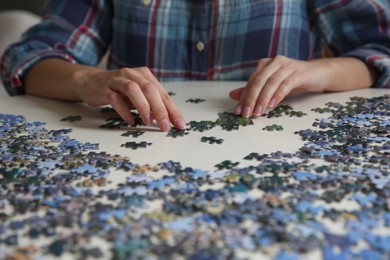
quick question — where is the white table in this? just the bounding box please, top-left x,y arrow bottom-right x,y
0,82 -> 389,259
1,82 -> 387,170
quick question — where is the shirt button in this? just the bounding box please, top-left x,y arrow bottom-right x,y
196,41 -> 205,52
143,0 -> 151,6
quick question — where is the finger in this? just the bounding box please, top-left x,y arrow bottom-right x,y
270,71 -> 307,105
161,90 -> 186,130
121,68 -> 176,131
140,81 -> 172,131
238,57 -> 284,117
234,59 -> 271,116
135,68 -> 186,130
123,96 -> 136,110
105,88 -> 135,126
253,66 -> 295,117
108,77 -> 154,126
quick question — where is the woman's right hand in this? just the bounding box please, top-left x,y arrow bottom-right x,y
25,59 -> 186,132
73,66 -> 186,132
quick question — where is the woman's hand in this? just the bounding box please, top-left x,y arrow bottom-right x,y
229,55 -> 377,118
73,66 -> 186,132
25,59 -> 186,132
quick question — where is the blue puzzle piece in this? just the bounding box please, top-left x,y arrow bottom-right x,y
72,163 -> 98,174
292,171 -> 318,181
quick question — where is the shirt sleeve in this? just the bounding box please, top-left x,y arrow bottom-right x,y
311,0 -> 390,88
0,0 -> 113,95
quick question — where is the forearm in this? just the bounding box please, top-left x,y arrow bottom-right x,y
318,57 -> 378,92
24,58 -> 101,101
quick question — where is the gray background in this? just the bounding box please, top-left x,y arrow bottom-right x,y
0,1 -> 46,15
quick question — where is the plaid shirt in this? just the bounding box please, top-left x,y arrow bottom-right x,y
1,0 -> 389,95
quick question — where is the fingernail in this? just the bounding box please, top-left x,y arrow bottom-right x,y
160,119 -> 171,132
253,105 -> 263,117
234,104 -> 242,115
242,106 -> 251,118
175,118 -> 186,129
269,98 -> 276,108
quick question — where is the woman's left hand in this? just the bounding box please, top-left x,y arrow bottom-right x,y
229,55 -> 376,118
229,55 -> 329,118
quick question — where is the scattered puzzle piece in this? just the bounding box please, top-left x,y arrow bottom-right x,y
311,107 -> 332,113
166,128 -> 189,138
215,160 -> 240,170
263,104 -> 307,118
186,98 -> 206,104
0,94 -> 389,259
216,112 -> 253,131
100,107 -> 116,113
200,136 -> 224,144
120,141 -> 152,149
121,130 -> 145,138
99,117 -> 128,129
263,124 -> 283,131
60,115 -> 82,122
99,110 -> 143,128
188,121 -> 216,132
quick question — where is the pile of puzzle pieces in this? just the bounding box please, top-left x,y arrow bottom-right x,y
0,94 -> 389,259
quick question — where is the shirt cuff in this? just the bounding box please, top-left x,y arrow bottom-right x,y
1,49 -> 76,96
343,48 -> 390,89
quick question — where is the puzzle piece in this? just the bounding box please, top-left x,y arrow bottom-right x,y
200,136 -> 224,144
311,107 -> 332,114
100,107 -> 116,113
60,115 -> 82,122
72,163 -> 99,174
263,104 -> 307,118
243,152 -> 268,161
120,141 -> 152,149
216,112 -> 253,131
121,130 -> 145,138
215,160 -> 240,170
166,128 -> 189,138
99,117 -> 128,129
292,171 -> 318,181
262,124 -> 283,131
100,111 -> 143,128
188,121 -> 216,132
186,98 -> 206,104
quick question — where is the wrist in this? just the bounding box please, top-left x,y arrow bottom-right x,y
320,57 -> 376,91
71,65 -> 104,100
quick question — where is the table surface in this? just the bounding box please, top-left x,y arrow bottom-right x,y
0,82 -> 389,259
0,82 -> 387,170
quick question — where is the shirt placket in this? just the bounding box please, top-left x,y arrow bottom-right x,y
191,1 -> 213,79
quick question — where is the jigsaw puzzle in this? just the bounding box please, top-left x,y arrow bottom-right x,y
0,94 -> 389,259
